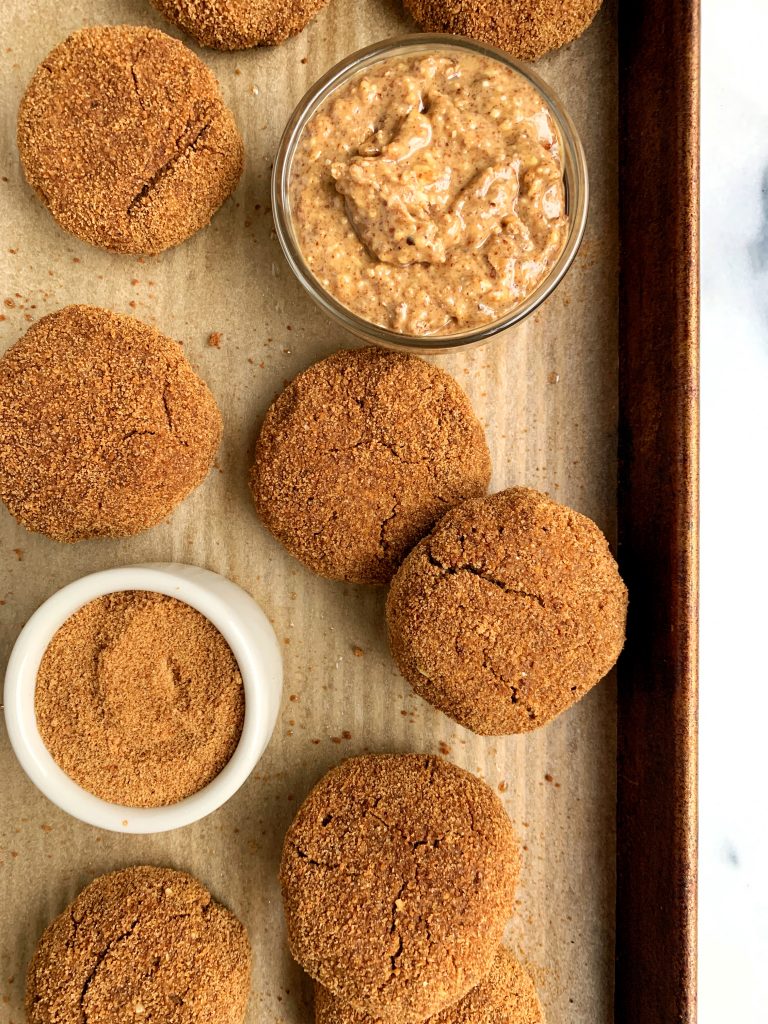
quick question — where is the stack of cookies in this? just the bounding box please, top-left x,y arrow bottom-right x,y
280,754 -> 545,1024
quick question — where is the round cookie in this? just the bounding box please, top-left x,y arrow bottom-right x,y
17,25 -> 243,254
151,0 -> 331,49
0,305 -> 222,542
402,0 -> 603,61
249,348 -> 491,585
386,487 -> 627,734
26,865 -> 251,1024
280,754 -> 520,1023
315,947 -> 545,1024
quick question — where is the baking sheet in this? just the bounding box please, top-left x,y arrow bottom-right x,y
616,3 -> 699,1021
0,1 -> 619,1020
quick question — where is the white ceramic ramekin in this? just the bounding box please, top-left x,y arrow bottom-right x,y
3,563 -> 283,834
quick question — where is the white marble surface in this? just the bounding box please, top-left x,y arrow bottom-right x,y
699,1 -> 768,1019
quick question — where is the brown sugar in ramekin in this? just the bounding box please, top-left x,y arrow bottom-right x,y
34,591 -> 245,808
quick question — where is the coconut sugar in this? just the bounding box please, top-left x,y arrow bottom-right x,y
34,591 -> 245,807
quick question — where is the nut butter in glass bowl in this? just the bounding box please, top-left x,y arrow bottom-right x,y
272,34 -> 588,354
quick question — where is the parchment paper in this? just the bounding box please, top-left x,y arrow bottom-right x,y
0,1 -> 618,1020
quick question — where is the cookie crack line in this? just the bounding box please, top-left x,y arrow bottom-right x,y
481,651 -> 520,706
479,622 -> 544,720
79,915 -> 141,1020
66,908 -> 82,951
129,36 -> 151,114
162,382 -> 185,443
162,386 -> 173,431
388,879 -> 408,975
130,62 -> 144,111
378,499 -> 399,555
293,845 -> 368,880
367,804 -> 453,850
310,508 -> 339,540
479,649 -> 537,716
295,846 -> 336,869
324,435 -> 451,471
426,549 -> 545,606
126,115 -> 215,217
121,429 -> 156,443
419,654 -> 540,722
380,850 -> 445,996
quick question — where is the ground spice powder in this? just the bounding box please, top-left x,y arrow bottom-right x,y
34,591 -> 245,808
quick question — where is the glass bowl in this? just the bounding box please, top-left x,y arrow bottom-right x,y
271,33 -> 589,354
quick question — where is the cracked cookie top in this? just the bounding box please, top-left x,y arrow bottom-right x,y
386,487 -> 628,734
279,754 -> 520,1022
150,0 -> 331,49
17,25 -> 243,254
249,347 -> 491,585
25,865 -> 251,1024
314,946 -> 545,1024
0,305 -> 222,541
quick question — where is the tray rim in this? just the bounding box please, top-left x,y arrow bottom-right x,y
616,2 -> 700,1021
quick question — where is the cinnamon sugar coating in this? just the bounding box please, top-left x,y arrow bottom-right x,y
17,25 -> 243,254
403,0 -> 602,61
0,305 -> 222,542
249,348 -> 490,585
280,754 -> 520,1023
315,947 -> 545,1024
26,866 -> 251,1024
151,0 -> 331,49
386,488 -> 627,734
